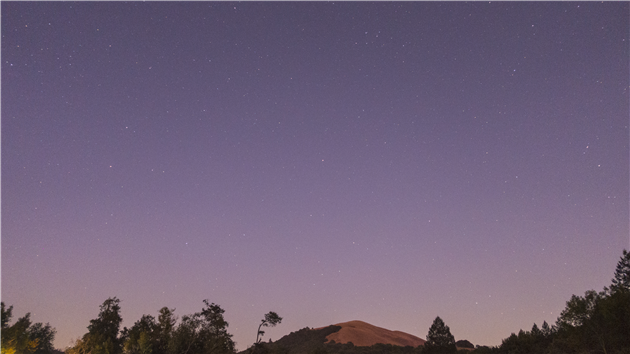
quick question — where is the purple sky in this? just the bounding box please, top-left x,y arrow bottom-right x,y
2,2 -> 628,351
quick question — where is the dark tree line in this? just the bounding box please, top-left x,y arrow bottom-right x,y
4,250 -> 628,354
1,303 -> 57,354
66,298 -> 280,354
472,249 -> 630,354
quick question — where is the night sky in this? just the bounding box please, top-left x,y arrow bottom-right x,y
2,1 -> 628,351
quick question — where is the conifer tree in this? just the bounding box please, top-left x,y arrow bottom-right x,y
610,249 -> 630,293
423,317 -> 456,354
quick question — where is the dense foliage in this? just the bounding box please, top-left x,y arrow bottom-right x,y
470,249 -> 630,354
247,325 -> 338,354
454,341 -> 473,350
66,299 -> 240,354
1,303 -> 57,354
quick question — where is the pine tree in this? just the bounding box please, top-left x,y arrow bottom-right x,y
610,249 -> 630,293
422,317 -> 456,354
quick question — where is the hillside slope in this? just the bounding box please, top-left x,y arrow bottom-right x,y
322,321 -> 425,347
244,320 -> 429,354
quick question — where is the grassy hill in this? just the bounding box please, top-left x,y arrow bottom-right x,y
240,321 -> 426,354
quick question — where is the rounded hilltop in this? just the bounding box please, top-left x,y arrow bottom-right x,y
317,320 -> 426,347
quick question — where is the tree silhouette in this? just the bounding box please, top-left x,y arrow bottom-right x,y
455,340 -> 474,349
169,300 -> 234,354
251,312 -> 282,354
255,312 -> 282,345
610,249 -> 630,293
122,315 -> 157,354
423,317 -> 456,354
85,297 -> 124,354
1,303 -> 56,354
155,307 -> 176,354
